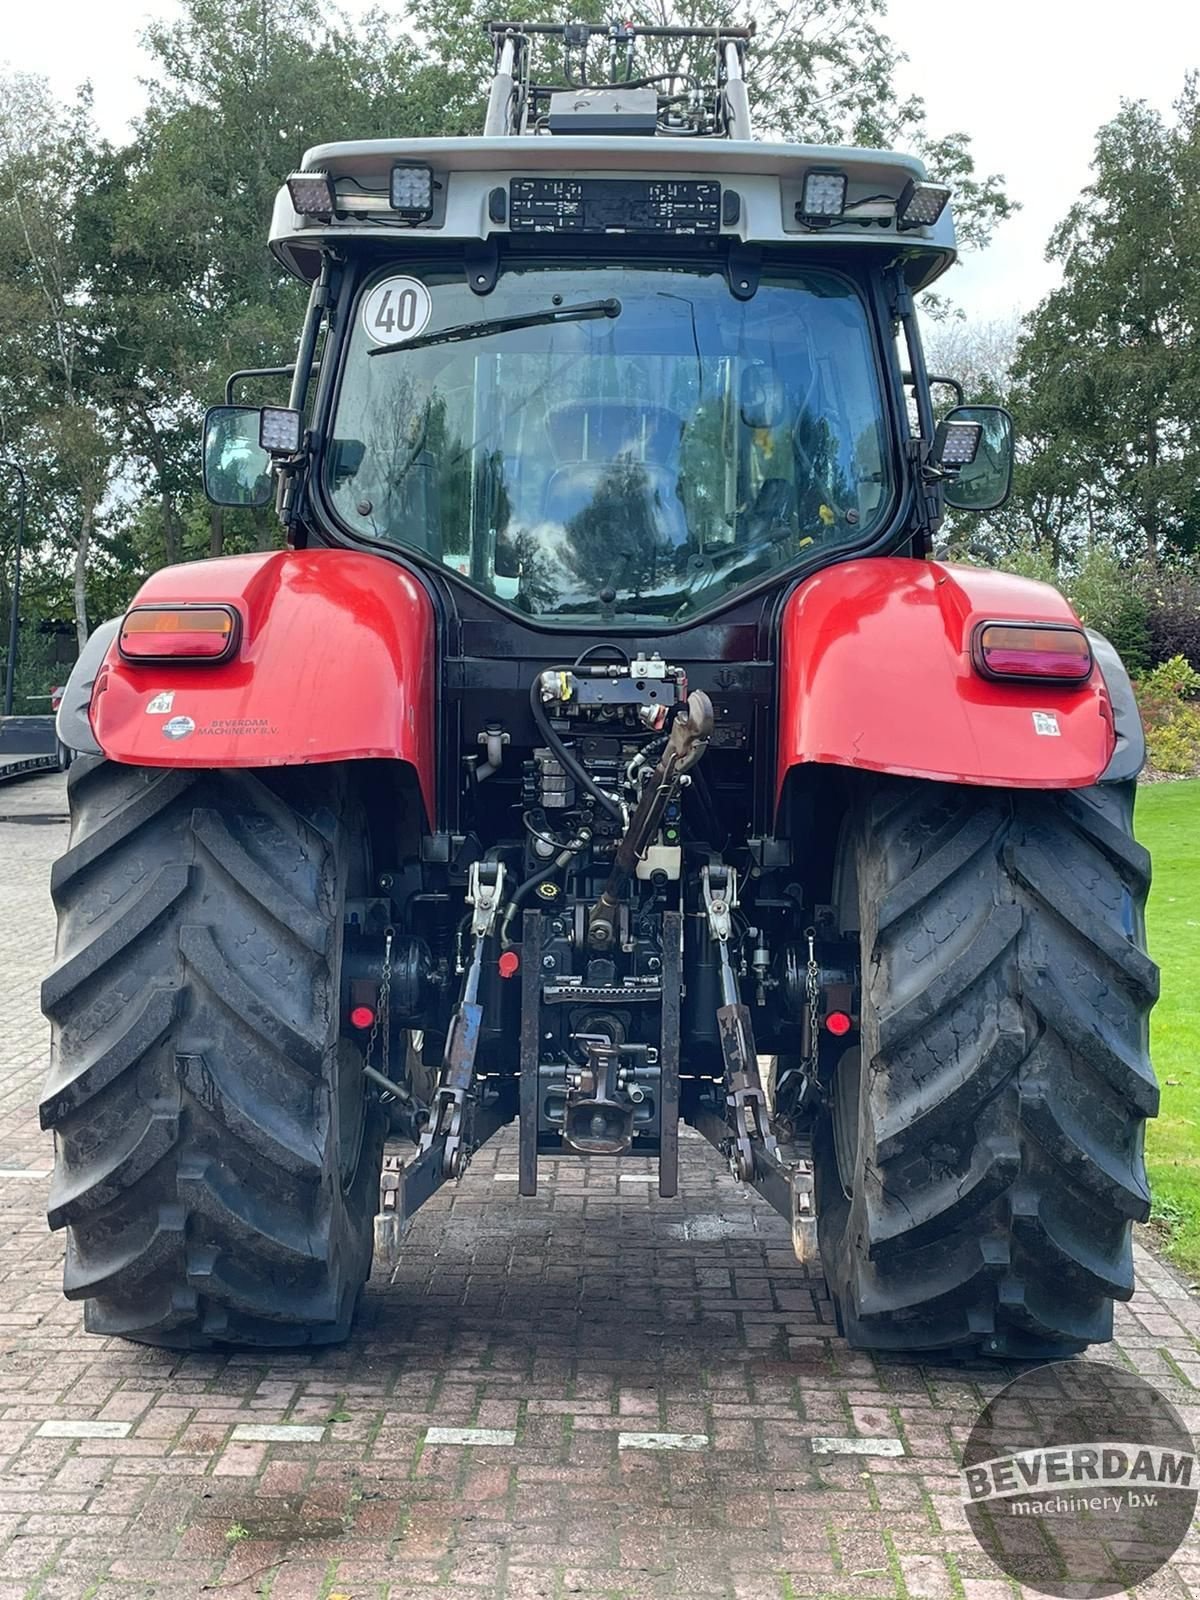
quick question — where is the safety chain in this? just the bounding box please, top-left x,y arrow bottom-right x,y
363,928 -> 395,1102
803,926 -> 821,1094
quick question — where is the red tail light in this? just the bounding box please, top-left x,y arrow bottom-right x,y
825,1010 -> 853,1037
119,606 -> 238,662
973,622 -> 1092,683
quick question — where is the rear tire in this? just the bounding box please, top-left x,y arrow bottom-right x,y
40,758 -> 386,1349
815,777 -> 1158,1359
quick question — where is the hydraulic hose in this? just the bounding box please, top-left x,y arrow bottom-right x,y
587,689 -> 714,948
528,675 -> 623,824
500,829 -> 590,946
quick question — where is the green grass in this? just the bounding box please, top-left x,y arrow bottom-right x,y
1137,779 -> 1200,1275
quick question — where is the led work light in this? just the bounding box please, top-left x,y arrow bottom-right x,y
390,164 -> 435,221
285,170 -> 337,219
896,179 -> 951,231
259,407 -> 303,455
934,419 -> 982,469
798,168 -> 847,223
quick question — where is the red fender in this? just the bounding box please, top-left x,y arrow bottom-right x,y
775,557 -> 1117,801
90,549 -> 436,821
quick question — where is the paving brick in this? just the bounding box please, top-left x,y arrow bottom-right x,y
1,771 -> 1198,1600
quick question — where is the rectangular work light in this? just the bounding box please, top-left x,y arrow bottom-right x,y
286,170 -> 337,219
972,623 -> 1093,684
259,406 -> 303,455
896,179 -> 951,231
390,163 -> 434,221
934,418 -> 982,469
798,168 -> 847,223
119,606 -> 238,663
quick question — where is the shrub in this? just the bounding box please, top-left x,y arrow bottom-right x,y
1145,709 -> 1200,774
982,536 -> 1060,587
1134,655 -> 1200,775
1066,545 -> 1150,675
1142,654 -> 1200,698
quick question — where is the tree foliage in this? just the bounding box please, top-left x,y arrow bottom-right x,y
923,79 -> 1200,677
1011,78 -> 1200,563
0,0 -> 1009,704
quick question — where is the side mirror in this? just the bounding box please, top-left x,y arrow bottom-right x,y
934,404 -> 1014,512
202,406 -> 274,508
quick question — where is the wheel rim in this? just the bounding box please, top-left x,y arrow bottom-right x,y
831,1046 -> 861,1200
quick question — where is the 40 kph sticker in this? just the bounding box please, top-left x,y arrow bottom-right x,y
361,276 -> 432,345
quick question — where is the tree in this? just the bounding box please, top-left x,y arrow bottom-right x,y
0,72 -> 113,649
1011,78 -> 1200,565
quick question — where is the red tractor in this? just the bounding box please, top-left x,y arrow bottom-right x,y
43,21 -> 1157,1356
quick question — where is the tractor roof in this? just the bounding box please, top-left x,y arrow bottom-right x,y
269,135 -> 957,291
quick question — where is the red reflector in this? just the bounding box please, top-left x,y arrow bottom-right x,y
825,1011 -> 853,1037
349,1005 -> 375,1030
498,950 -> 520,979
975,623 -> 1091,683
119,606 -> 237,662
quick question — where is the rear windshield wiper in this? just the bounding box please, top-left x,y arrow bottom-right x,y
369,297 -> 621,357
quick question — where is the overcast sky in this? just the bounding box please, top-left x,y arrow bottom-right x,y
3,0 -> 1197,323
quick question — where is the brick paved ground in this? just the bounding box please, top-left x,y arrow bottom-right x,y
1,771 -> 1198,1600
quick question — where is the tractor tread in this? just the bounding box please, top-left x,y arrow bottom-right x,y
41,757 -> 383,1350
818,777 -> 1157,1359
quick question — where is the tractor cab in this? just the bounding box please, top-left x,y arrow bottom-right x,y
204,19 -> 1013,628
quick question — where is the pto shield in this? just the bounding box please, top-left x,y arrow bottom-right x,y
776,557 -> 1118,798
88,549 -> 436,820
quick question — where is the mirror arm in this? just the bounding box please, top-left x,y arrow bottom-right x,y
889,268 -> 941,551
225,365 -> 297,406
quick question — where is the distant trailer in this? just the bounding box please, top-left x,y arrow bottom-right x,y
0,715 -> 60,784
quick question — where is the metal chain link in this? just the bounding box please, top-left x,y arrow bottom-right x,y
364,929 -> 394,1100
801,925 -> 821,1102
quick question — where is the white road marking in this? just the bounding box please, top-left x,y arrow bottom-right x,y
618,1432 -> 709,1451
492,1173 -> 520,1181
617,1173 -> 657,1182
425,1426 -> 517,1446
810,1436 -> 905,1457
0,1168 -> 52,1179
37,1420 -> 131,1439
230,1423 -> 325,1443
